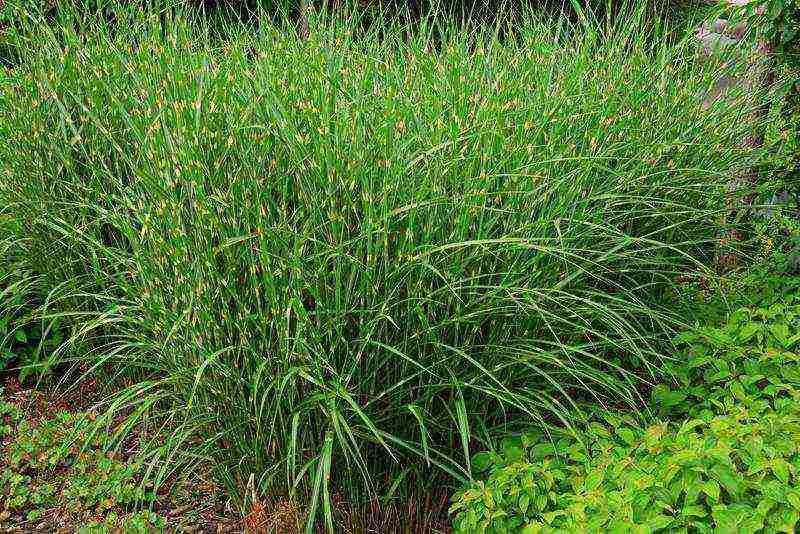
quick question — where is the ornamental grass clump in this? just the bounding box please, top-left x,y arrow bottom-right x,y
0,5 -> 760,526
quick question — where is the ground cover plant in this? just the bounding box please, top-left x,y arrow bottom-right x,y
0,375 -> 238,532
0,1 -> 778,529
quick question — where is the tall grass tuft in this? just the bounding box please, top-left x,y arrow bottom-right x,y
0,4 -> 759,526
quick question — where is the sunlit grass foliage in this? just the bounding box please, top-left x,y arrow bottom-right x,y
0,4 -> 758,527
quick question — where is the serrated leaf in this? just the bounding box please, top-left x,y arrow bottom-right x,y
787,491 -> 800,511
587,422 -> 611,438
652,384 -> 687,410
530,442 -> 555,459
584,470 -> 604,492
471,452 -> 496,473
645,515 -> 674,531
683,504 -> 707,517
711,464 -> 740,497
772,459 -> 790,484
502,436 -> 525,462
678,419 -> 706,435
770,323 -> 790,346
522,429 -> 543,447
756,497 -> 776,517
730,380 -> 746,401
616,427 -> 637,446
703,480 -> 720,502
738,322 -> 760,342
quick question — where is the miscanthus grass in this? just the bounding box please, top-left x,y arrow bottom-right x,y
0,4 -> 759,528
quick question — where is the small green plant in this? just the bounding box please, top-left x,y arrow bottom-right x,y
77,510 -> 166,534
0,393 -> 22,437
1,255 -> 66,380
1,405 -> 151,529
0,313 -> 64,381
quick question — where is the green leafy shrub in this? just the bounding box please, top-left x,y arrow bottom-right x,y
451,284 -> 800,533
655,296 -> 800,417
